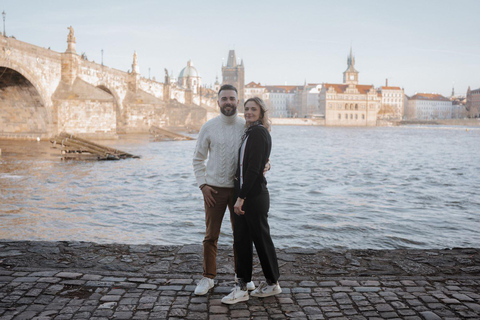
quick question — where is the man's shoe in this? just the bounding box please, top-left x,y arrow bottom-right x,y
250,281 -> 282,298
221,285 -> 249,304
235,274 -> 255,291
194,277 -> 214,295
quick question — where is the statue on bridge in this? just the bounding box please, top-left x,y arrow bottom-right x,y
67,26 -> 75,43
164,68 -> 170,84
66,26 -> 76,53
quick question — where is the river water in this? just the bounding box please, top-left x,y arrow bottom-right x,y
1,125 -> 479,249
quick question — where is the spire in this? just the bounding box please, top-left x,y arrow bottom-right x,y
132,51 -> 139,74
226,50 -> 237,68
347,46 -> 355,68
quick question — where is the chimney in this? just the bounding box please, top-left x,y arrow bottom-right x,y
385,78 -> 388,87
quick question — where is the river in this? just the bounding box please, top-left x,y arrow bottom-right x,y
1,125 -> 479,249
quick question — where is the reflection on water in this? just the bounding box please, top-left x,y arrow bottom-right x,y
1,126 -> 479,249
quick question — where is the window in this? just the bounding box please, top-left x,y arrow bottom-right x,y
362,114 -> 365,119
338,113 -> 341,119
355,114 -> 358,119
350,114 -> 353,119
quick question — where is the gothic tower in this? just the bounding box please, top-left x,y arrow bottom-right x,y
222,50 -> 245,111
343,47 -> 359,85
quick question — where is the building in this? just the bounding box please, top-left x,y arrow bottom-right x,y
264,86 -> 289,118
466,87 -> 480,118
406,93 -> 453,120
245,81 -> 266,100
377,82 -> 404,120
222,50 -> 245,110
177,60 -> 201,94
319,49 -> 380,126
294,83 -> 322,118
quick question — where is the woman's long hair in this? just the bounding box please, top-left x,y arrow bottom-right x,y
244,97 -> 271,132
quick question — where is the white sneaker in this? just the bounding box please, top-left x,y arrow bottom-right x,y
235,274 -> 255,291
221,285 -> 249,304
250,281 -> 282,298
194,277 -> 214,295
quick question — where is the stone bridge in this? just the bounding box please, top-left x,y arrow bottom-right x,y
0,27 -> 217,140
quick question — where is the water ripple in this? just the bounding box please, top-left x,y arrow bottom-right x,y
1,126 -> 480,249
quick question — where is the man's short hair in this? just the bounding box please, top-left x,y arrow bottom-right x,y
218,84 -> 238,96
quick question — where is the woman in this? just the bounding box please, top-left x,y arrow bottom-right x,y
221,97 -> 281,305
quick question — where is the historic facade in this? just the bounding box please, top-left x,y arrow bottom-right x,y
222,50 -> 245,109
319,49 -> 379,126
377,83 -> 404,120
406,93 -> 454,120
466,87 -> 480,118
177,60 -> 201,94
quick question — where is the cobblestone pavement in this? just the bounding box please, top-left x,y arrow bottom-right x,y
0,241 -> 479,319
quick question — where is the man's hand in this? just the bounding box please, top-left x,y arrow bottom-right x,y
263,159 -> 271,176
201,185 -> 218,208
234,197 -> 245,215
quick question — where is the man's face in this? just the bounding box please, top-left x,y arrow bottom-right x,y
217,90 -> 238,116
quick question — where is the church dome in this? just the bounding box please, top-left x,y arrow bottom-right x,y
178,60 -> 199,79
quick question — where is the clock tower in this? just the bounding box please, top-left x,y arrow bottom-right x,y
343,47 -> 359,85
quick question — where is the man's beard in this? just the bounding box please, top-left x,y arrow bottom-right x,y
220,104 -> 237,116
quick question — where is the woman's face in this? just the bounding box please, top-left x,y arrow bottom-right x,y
244,101 -> 262,124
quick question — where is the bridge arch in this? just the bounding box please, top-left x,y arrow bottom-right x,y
0,59 -> 53,137
96,83 -> 125,134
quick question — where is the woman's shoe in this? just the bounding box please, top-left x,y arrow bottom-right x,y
250,281 -> 282,297
221,285 -> 249,304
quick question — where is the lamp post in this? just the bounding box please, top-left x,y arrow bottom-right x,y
2,11 -> 5,37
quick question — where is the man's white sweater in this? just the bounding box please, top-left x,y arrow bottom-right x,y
193,112 -> 246,188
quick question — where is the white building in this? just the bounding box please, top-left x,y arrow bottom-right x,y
406,93 -> 453,120
265,86 -> 289,118
296,83 -> 322,117
245,81 -> 266,100
377,85 -> 404,120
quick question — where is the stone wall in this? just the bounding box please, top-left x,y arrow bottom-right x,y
0,67 -> 48,136
56,99 -> 116,135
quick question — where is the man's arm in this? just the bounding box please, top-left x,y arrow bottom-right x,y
192,126 -> 209,187
192,126 -> 217,207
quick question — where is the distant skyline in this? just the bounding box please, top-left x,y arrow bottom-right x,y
2,0 -> 479,97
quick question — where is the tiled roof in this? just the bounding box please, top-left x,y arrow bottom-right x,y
410,93 -> 450,101
324,83 -> 374,94
245,81 -> 264,88
263,85 -> 300,93
380,86 -> 402,90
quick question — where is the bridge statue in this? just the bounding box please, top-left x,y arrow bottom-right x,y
67,26 -> 75,43
164,68 -> 170,84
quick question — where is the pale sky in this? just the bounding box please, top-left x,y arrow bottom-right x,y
2,0 -> 480,97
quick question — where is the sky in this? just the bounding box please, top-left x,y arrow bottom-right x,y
2,0 -> 480,97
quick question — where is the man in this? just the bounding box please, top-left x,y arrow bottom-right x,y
192,84 -> 255,295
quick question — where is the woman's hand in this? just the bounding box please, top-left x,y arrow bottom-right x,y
234,197 -> 245,215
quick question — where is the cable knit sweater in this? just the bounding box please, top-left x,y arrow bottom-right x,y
193,112 -> 246,188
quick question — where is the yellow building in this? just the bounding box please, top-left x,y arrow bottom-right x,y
319,49 -> 379,126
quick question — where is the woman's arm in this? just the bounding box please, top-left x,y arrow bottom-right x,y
237,127 -> 267,199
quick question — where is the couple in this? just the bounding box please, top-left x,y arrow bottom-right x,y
192,84 -> 281,304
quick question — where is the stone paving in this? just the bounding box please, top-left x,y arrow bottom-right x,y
0,241 -> 479,319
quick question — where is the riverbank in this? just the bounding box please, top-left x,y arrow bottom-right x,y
1,241 -> 479,319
